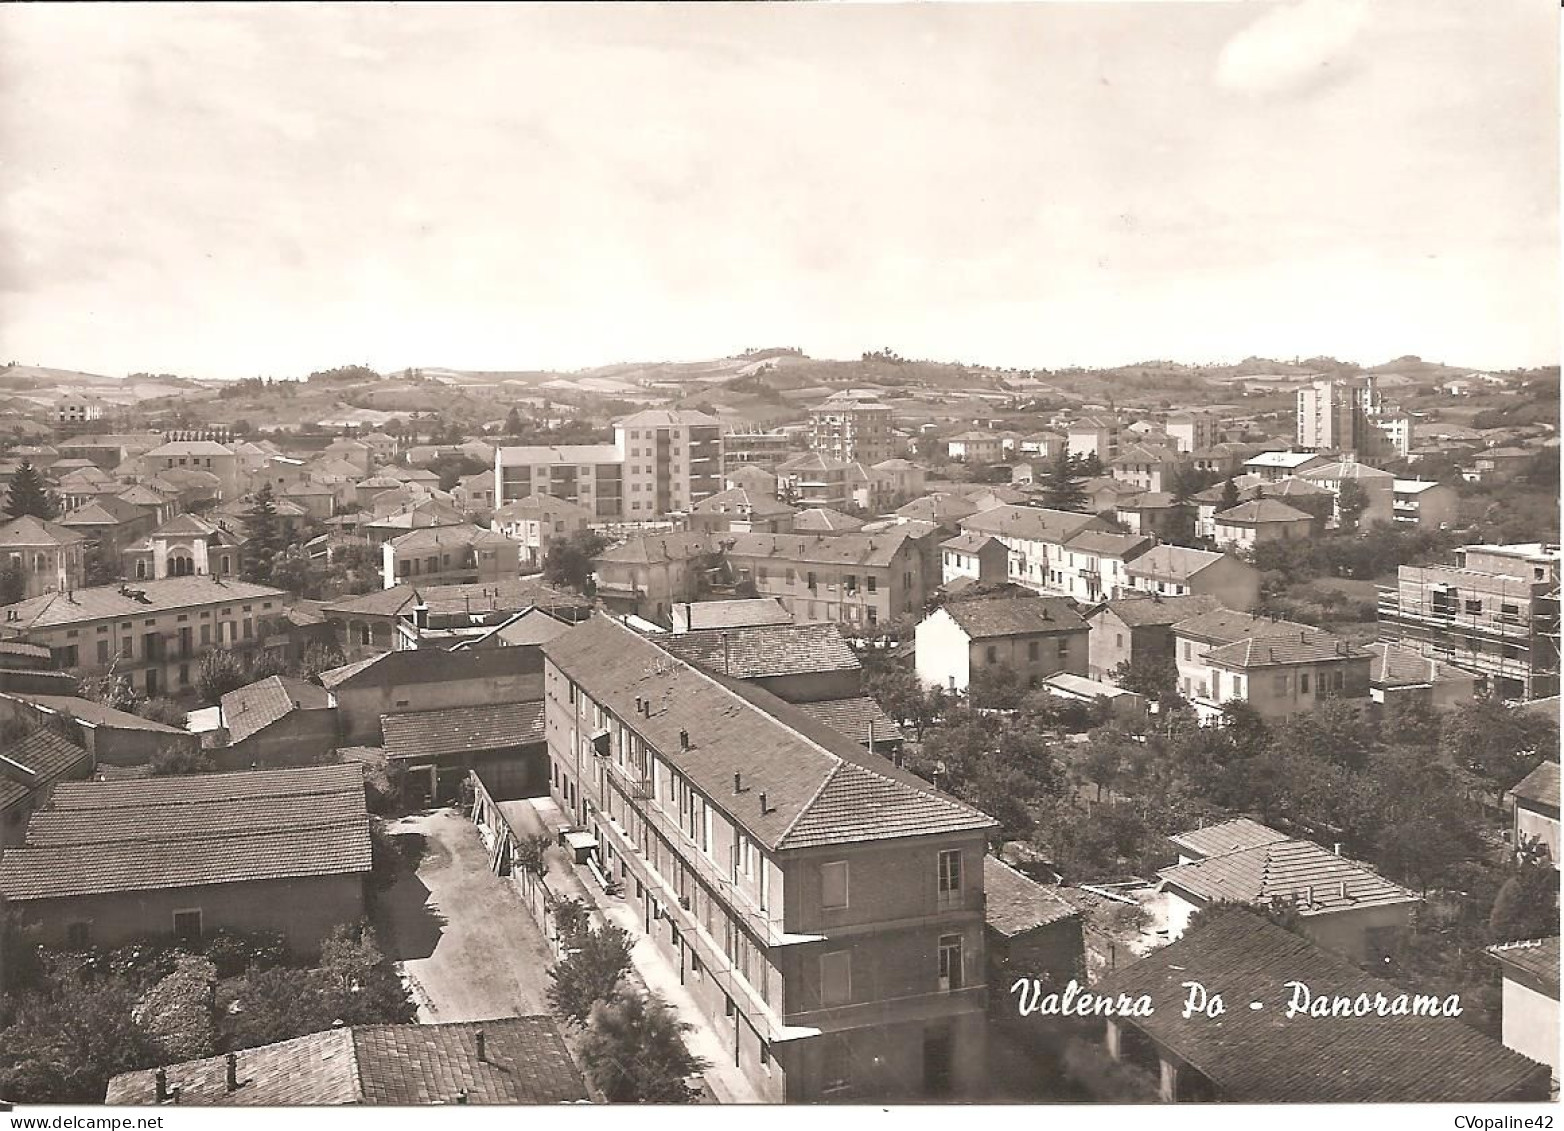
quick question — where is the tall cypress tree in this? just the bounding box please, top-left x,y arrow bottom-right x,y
242,484 -> 281,583
1220,476 -> 1240,511
4,459 -> 58,520
1040,449 -> 1087,512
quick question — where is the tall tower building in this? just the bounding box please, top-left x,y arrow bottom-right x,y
809,390 -> 896,465
1296,376 -> 1389,459
614,409 -> 725,516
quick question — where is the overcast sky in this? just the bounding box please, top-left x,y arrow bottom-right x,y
0,1 -> 1556,379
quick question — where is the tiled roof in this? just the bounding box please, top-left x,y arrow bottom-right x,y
1062,530 -> 1153,559
382,701 -> 546,761
983,856 -> 1079,937
961,504 -> 1105,545
939,532 -> 1002,554
615,408 -> 720,428
1090,910 -> 1548,1102
1511,760 -> 1559,809
496,443 -> 620,465
794,696 -> 905,747
0,728 -> 92,812
1301,461 -> 1396,482
1095,594 -> 1221,628
105,1016 -> 589,1105
1364,643 -> 1472,688
0,764 -> 369,900
1244,451 -> 1323,469
322,578 -> 587,620
1171,607 -> 1311,646
1486,937 -> 1561,996
58,496 -> 149,527
1392,479 -> 1449,495
145,440 -> 234,457
0,691 -> 191,733
0,515 -> 86,547
941,597 -> 1087,639
790,507 -> 865,533
1125,544 -> 1232,583
659,622 -> 859,678
596,532 -> 714,565
895,493 -> 980,523
689,486 -> 797,519
152,513 -> 221,537
1169,817 -> 1290,859
723,529 -> 914,568
543,617 -> 994,852
1158,838 -> 1417,916
479,608 -> 575,647
491,493 -> 594,521
1214,499 -> 1313,524
387,525 -> 514,552
1204,631 -> 1363,669
674,599 -> 792,631
221,675 -> 332,745
0,577 -> 286,630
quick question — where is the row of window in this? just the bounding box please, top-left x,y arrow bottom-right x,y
982,639 -> 1071,665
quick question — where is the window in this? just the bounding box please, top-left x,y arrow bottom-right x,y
1274,673 -> 1290,695
867,577 -> 877,593
1333,669 -> 1344,690
1464,599 -> 1483,616
172,909 -> 202,943
821,861 -> 849,909
1300,673 -> 1310,694
1028,640 -> 1039,662
1183,641 -> 1192,661
807,572 -> 817,591
1116,633 -> 1123,648
96,640 -> 109,664
66,922 -> 91,948
938,934 -> 964,991
820,951 -> 851,1006
985,645 -> 997,664
937,849 -> 962,907
1057,638 -> 1069,659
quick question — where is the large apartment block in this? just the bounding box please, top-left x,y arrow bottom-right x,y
493,410 -> 723,520
542,616 -> 996,1102
809,391 -> 896,465
1295,376 -> 1393,460
1378,543 -> 1561,701
725,529 -> 931,630
0,576 -> 290,698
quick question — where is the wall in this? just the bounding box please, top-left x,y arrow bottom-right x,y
11,873 -> 365,956
1501,976 -> 1560,1082
215,707 -> 340,772
1516,805 -> 1560,865
965,629 -> 1089,692
331,647 -> 546,743
915,608 -> 971,691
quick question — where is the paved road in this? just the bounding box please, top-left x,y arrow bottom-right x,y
372,808 -> 557,1024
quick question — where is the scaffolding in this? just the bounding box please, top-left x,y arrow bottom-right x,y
1377,566 -> 1560,700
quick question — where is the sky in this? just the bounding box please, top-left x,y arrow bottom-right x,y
0,1 -> 1556,379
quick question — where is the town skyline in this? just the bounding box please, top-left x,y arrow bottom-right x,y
1,1 -> 1556,379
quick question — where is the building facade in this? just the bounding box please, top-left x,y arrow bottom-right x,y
809,391 -> 896,466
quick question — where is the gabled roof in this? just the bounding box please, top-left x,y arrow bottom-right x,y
0,764 -> 370,901
221,675 -> 332,745
382,701 -> 546,761
1169,817 -> 1290,859
464,607 -> 575,648
0,691 -> 189,733
1089,910 -> 1548,1102
491,492 -> 594,522
1171,607 -> 1312,646
940,596 -> 1087,639
672,598 -> 792,632
1511,760 -> 1559,810
0,728 -> 92,812
896,493 -> 979,523
1093,594 -> 1221,628
723,529 -> 914,568
543,617 -> 994,853
58,496 -> 150,527
387,525 -> 514,552
1301,460 -> 1396,482
790,506 -> 864,532
1487,937 -> 1560,997
689,486 -> 796,519
496,443 -> 620,465
1364,642 -> 1474,689
939,531 -> 1003,554
659,622 -> 859,679
0,577 -> 286,630
615,408 -> 721,428
1124,544 -> 1233,583
0,515 -> 86,548
104,1016 -> 589,1106
1213,499 -> 1313,524
1204,631 -> 1363,669
794,696 -> 904,747
1159,837 -> 1416,915
596,532 -> 715,565
983,855 -> 1079,937
144,440 -> 234,458
152,513 -> 221,537
1062,530 -> 1154,559
1243,450 -> 1325,469
961,504 -> 1105,546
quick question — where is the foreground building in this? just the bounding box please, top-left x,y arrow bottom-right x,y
915,597 -> 1088,694
106,1016 -> 590,1105
0,764 -> 371,955
543,616 -> 997,1101
1090,910 -> 1549,1102
1486,937 -> 1560,1087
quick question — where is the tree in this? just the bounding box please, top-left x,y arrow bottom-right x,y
1108,655 -> 1179,704
1440,696 -> 1544,805
241,484 -> 282,583
1335,480 -> 1369,532
267,548 -> 314,596
1220,476 -> 1240,512
542,529 -> 608,593
4,459 -> 58,520
504,407 -> 523,436
1039,449 -> 1087,512
1490,863 -> 1560,941
577,990 -> 707,1103
149,743 -> 215,776
138,697 -> 188,729
78,671 -> 140,713
196,648 -> 247,704
0,961 -> 163,1103
968,663 -> 1024,711
1077,451 -> 1105,478
293,641 -> 346,683
0,557 -> 24,605
547,924 -> 633,1025
512,833 -> 554,884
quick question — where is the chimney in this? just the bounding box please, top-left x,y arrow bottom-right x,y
759,791 -> 769,814
679,729 -> 690,750
170,1086 -> 182,1105
1304,885 -> 1314,905
1338,879 -> 1348,901
476,1028 -> 487,1062
455,1090 -> 469,1105
722,632 -> 731,674
734,772 -> 743,794
1333,842 -> 1342,855
226,1052 -> 239,1092
155,1069 -> 168,1104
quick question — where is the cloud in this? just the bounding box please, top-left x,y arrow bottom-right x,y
1215,0 -> 1368,96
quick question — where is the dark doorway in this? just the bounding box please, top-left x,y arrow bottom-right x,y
923,1027 -> 954,1097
